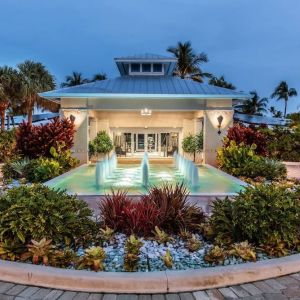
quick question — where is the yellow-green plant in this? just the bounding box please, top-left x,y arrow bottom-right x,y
99,226 -> 114,242
204,245 -> 227,265
0,240 -> 24,261
78,246 -> 106,271
261,238 -> 289,258
198,223 -> 214,241
50,248 -> 79,268
124,235 -> 143,272
179,228 -> 192,240
229,241 -> 256,261
186,234 -> 202,252
21,238 -> 54,265
153,226 -> 173,244
162,250 -> 173,269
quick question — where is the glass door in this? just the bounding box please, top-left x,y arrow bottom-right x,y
137,134 -> 145,151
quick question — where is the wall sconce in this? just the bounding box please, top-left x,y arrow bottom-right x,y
141,108 -> 152,116
217,115 -> 224,135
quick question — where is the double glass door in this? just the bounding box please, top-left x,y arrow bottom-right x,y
135,133 -> 157,152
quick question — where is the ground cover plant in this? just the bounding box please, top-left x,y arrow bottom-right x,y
0,129 -> 15,162
0,182 -> 299,272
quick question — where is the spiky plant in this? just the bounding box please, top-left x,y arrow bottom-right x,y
162,250 -> 173,269
124,235 -> 143,272
186,234 -> 202,252
153,226 -> 173,244
78,246 -> 106,271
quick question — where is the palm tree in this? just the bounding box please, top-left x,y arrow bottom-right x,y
269,106 -> 283,118
0,66 -> 23,130
18,60 -> 56,125
167,41 -> 211,82
271,81 -> 297,117
241,91 -> 268,115
61,71 -> 89,87
91,73 -> 107,82
209,75 -> 236,90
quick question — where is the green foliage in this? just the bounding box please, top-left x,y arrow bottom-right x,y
78,246 -> 106,271
204,245 -> 227,265
124,235 -> 143,272
217,139 -> 286,180
162,250 -> 173,269
182,133 -> 203,160
186,234 -> 202,252
0,129 -> 16,162
153,226 -> 173,244
210,184 -> 300,247
89,131 -> 113,157
0,184 -> 96,247
0,239 -> 24,261
229,241 -> 256,261
99,226 -> 115,243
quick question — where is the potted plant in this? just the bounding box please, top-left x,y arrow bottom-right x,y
89,131 -> 113,161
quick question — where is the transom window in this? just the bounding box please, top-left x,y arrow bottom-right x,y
153,63 -> 163,72
131,63 -> 140,72
129,63 -> 164,75
142,63 -> 151,72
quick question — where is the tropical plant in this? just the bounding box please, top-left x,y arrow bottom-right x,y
240,91 -> 268,115
89,131 -> 113,158
209,75 -> 236,90
269,106 -> 283,118
153,226 -> 173,244
0,129 -> 16,162
9,157 -> 30,178
50,248 -> 79,268
91,73 -> 107,82
22,238 -> 54,265
179,228 -> 192,240
0,240 -> 24,261
99,226 -> 115,243
61,71 -> 89,87
0,185 -> 96,247
124,235 -> 143,272
0,66 -> 24,131
167,41 -> 211,82
78,246 -> 106,271
182,132 -> 203,161
271,81 -> 297,117
204,246 -> 227,265
18,60 -> 57,125
16,117 -> 75,159
162,250 -> 173,269
186,234 -> 202,252
229,241 -> 256,261
260,236 -> 290,258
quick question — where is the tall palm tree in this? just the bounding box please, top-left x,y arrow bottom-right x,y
269,106 -> 283,118
271,81 -> 297,117
18,60 -> 56,125
241,91 -> 268,116
167,41 -> 211,82
91,73 -> 107,82
0,66 -> 23,130
61,71 -> 89,87
209,75 -> 236,90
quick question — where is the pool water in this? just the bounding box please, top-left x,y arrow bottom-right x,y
46,163 -> 246,195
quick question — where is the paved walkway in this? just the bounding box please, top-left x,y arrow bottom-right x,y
286,164 -> 300,180
0,273 -> 300,299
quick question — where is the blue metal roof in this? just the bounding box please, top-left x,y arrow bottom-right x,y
234,113 -> 290,126
40,76 -> 250,100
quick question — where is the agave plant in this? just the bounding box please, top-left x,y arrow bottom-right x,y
0,239 -> 24,261
186,234 -> 202,252
10,158 -> 30,178
153,226 -> 173,244
204,245 -> 227,265
229,241 -> 256,261
21,238 -> 54,265
99,226 -> 114,243
124,235 -> 143,272
162,250 -> 173,269
78,246 -> 106,271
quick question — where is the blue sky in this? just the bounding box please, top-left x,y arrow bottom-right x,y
0,0 -> 299,113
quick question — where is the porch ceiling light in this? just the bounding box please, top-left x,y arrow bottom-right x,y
217,115 -> 224,135
141,108 -> 152,116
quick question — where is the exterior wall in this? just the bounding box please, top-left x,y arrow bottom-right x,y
203,110 -> 233,166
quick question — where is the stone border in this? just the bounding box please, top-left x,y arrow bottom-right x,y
0,254 -> 300,294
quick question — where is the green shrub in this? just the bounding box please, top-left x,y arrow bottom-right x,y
89,131 -> 113,158
25,158 -> 61,182
210,184 -> 300,246
217,139 -> 286,180
182,133 -> 203,161
0,184 -> 96,247
0,129 -> 16,163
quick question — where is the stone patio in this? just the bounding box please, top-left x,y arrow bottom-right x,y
0,273 -> 300,299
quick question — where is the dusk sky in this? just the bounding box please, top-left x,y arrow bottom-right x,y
0,0 -> 299,114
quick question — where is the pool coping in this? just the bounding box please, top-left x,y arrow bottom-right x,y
45,163 -> 247,197
0,254 -> 299,293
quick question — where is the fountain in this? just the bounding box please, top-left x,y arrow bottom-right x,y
141,152 -> 149,187
95,153 -> 118,187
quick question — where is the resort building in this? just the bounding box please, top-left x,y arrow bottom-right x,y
40,54 -> 249,165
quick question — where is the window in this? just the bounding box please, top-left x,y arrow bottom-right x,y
142,63 -> 151,72
131,63 -> 140,72
153,63 -> 163,73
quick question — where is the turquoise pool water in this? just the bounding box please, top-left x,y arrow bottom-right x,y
46,164 -> 246,195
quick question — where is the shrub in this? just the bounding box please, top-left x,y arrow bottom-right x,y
89,131 -> 113,158
0,129 -> 16,162
217,140 -> 286,180
225,123 -> 267,156
0,185 -> 96,247
16,117 -> 75,159
182,133 -> 203,161
210,184 -> 300,247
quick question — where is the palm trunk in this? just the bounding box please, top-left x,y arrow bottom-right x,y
28,108 -> 33,125
0,110 -> 5,131
7,115 -> 10,130
284,100 -> 287,118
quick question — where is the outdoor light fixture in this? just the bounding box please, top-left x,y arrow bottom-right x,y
217,115 -> 224,135
141,108 -> 152,116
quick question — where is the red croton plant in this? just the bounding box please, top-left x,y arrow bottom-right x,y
16,117 -> 75,158
225,123 -> 268,156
